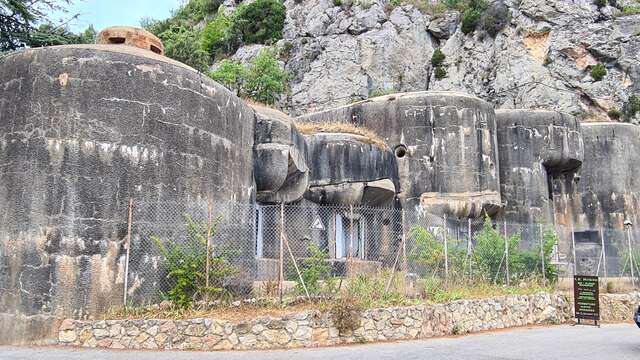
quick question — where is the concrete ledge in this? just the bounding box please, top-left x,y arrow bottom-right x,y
58,293 -> 572,351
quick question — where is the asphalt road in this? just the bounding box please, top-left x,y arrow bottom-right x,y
1,324 -> 638,360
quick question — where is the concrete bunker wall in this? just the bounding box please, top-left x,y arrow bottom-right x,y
0,45 -> 256,322
298,92 -> 501,217
496,110 -> 583,227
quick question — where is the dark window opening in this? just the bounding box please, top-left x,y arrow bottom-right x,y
150,45 -> 161,54
574,230 -> 599,244
108,37 -> 126,44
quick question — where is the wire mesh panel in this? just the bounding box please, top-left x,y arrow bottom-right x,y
120,199 -> 640,308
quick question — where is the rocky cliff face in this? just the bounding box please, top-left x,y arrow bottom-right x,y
222,0 -> 640,120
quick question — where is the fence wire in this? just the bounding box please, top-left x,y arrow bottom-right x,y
122,200 -> 640,307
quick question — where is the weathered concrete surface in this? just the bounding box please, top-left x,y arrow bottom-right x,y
253,104 -> 308,204
299,92 -> 501,217
0,45 -> 255,329
558,123 -> 640,230
96,26 -> 164,55
304,133 -> 397,206
496,110 -> 583,226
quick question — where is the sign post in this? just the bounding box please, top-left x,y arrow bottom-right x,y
573,275 -> 600,327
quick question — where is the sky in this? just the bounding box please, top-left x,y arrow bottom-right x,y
60,0 -> 181,33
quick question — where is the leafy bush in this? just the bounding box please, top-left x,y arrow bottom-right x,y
230,0 -> 286,45
434,66 -> 448,79
201,8 -> 234,56
608,108 -> 622,120
243,49 -> 289,104
593,0 -> 608,7
152,214 -> 237,308
176,0 -> 224,23
209,49 -> 288,105
622,94 -> 640,121
431,48 -> 446,67
621,5 -> 640,15
210,60 -> 247,95
461,8 -> 482,34
296,243 -> 336,295
158,25 -> 210,72
480,1 -> 510,37
590,63 -> 607,81
472,216 -> 522,283
410,226 -> 445,277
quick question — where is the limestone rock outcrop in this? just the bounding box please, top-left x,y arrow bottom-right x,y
220,0 -> 640,122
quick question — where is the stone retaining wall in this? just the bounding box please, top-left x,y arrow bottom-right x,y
58,293 -> 572,351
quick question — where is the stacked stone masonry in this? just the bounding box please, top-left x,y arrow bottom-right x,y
58,293 -> 572,350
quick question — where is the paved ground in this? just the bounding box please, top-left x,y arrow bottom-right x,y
1,324 -> 638,360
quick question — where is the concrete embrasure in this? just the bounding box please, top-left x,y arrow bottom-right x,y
58,293 -> 573,351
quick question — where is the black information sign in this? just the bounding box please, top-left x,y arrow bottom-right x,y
574,275 -> 600,325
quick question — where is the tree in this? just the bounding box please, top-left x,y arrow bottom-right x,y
209,49 -> 288,105
244,49 -> 288,105
209,59 -> 246,96
158,24 -> 210,72
229,0 -> 286,45
1,0 -> 78,51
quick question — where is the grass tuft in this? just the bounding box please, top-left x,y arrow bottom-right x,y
295,121 -> 388,149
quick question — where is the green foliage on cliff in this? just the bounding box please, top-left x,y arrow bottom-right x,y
590,63 -> 607,81
209,49 -> 288,105
230,0 -> 286,45
431,48 -> 446,67
623,94 -> 640,122
145,0 -> 286,70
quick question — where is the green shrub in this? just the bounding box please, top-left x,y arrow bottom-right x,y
151,214 -> 237,309
480,1 -> 510,37
244,49 -> 289,104
431,48 -> 446,67
461,8 -> 482,34
230,0 -> 286,45
590,63 -> 607,81
209,49 -> 288,105
334,0 -> 343,6
434,66 -> 448,79
209,60 -> 247,95
176,0 -> 224,23
297,244 -> 336,295
623,94 -> 640,121
201,8 -> 234,56
621,5 -> 640,15
158,25 -> 210,72
608,108 -> 622,120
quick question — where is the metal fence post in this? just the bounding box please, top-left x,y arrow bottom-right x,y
467,218 -> 472,278
627,226 -> 636,288
571,225 -> 577,276
206,198 -> 213,290
504,220 -> 509,286
349,205 -> 354,260
600,228 -> 607,279
402,209 -> 407,272
443,213 -> 449,282
123,198 -> 133,307
539,223 -> 546,285
279,203 -> 285,303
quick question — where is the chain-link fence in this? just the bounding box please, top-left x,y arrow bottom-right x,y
122,199 -> 640,307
